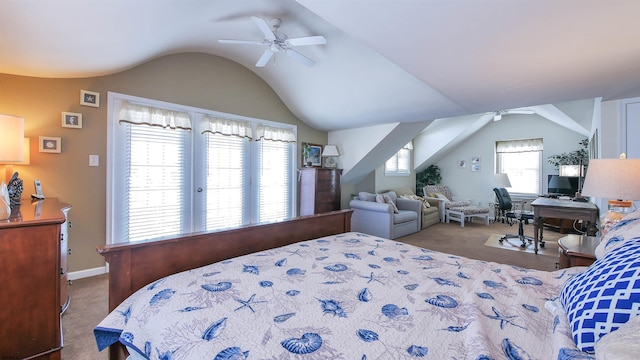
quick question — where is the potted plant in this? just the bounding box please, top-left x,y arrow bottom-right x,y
416,165 -> 441,195
547,139 -> 589,170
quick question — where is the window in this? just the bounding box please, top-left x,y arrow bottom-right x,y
385,141 -> 413,176
107,92 -> 296,244
496,139 -> 543,195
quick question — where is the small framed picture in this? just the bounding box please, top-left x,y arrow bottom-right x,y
80,89 -> 100,107
458,159 -> 467,169
471,164 -> 481,172
471,156 -> 481,164
61,112 -> 82,128
39,136 -> 62,153
302,142 -> 323,167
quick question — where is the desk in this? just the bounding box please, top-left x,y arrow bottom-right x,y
531,198 -> 598,254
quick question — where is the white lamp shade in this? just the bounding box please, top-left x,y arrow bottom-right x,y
492,173 -> 512,188
2,138 -> 30,165
0,114 -> 25,162
322,145 -> 340,157
581,158 -> 640,200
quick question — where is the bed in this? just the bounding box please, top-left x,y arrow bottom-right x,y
94,208 -> 640,360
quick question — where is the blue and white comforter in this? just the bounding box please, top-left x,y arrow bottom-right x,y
94,232 -> 590,359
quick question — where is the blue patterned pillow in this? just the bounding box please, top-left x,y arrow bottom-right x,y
560,236 -> 640,353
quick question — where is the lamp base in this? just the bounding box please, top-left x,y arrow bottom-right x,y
6,172 -> 23,207
600,200 -> 633,236
323,157 -> 337,168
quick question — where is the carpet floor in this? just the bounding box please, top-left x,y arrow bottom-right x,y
61,220 -> 569,359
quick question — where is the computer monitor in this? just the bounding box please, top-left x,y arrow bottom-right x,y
547,175 -> 580,196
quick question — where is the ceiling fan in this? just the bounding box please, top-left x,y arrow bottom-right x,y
218,16 -> 326,67
491,108 -> 536,121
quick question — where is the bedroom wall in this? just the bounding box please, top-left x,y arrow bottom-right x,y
0,52 -> 326,276
434,114 -> 589,208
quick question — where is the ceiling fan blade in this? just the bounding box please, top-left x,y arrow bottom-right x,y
251,16 -> 276,41
283,49 -> 314,66
508,110 -> 536,115
255,49 -> 274,67
287,35 -> 327,46
218,39 -> 265,45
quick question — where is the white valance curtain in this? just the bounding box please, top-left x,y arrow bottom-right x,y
119,103 -> 192,130
255,124 -> 296,143
496,138 -> 543,153
201,115 -> 253,139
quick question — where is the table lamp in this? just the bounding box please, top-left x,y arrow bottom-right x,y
321,144 -> 340,168
492,173 -> 512,188
0,114 -> 25,219
581,154 -> 640,235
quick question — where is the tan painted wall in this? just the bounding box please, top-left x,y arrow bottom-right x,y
0,53 -> 326,273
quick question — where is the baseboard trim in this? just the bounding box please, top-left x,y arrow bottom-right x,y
68,266 -> 108,281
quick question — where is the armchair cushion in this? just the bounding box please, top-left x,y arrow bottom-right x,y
376,194 -> 399,214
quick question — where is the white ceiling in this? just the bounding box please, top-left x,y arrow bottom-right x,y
2,0 -> 640,132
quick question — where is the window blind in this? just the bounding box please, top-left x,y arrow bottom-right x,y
257,139 -> 293,223
496,139 -> 543,195
123,123 -> 189,242
204,133 -> 249,230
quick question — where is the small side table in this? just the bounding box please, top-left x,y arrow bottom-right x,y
558,234 -> 601,269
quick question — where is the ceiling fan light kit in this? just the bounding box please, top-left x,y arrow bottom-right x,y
218,16 -> 326,68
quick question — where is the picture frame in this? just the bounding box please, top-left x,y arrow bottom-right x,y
471,156 -> 481,164
458,159 -> 467,169
61,112 -> 82,128
471,164 -> 481,172
39,136 -> 62,153
302,142 -> 323,167
80,89 -> 100,107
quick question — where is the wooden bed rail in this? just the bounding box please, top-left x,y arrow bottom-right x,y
98,209 -> 352,360
98,209 -> 353,311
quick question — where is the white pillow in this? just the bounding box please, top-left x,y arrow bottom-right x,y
595,314 -> 640,360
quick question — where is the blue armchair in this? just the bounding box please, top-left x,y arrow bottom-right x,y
349,191 -> 421,239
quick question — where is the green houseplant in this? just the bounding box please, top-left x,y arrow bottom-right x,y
547,138 -> 589,170
416,165 -> 441,195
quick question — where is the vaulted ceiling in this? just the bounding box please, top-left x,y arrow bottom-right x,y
2,0 -> 640,132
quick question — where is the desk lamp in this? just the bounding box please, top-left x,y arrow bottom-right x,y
581,154 -> 640,235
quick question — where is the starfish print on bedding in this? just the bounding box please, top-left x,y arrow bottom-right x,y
361,272 -> 385,285
484,306 -> 527,330
234,294 -> 266,313
286,249 -> 303,257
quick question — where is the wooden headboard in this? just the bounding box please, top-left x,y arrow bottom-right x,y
98,210 -> 352,359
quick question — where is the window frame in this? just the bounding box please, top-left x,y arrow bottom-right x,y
495,138 -> 543,198
106,92 -> 297,245
384,142 -> 412,176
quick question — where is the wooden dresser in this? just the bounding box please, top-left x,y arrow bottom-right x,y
299,168 -> 342,216
0,198 -> 71,360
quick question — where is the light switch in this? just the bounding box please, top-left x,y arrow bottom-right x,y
89,154 -> 99,167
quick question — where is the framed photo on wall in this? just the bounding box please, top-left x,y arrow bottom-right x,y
61,112 -> 82,128
80,89 -> 100,107
458,159 -> 467,169
39,136 -> 62,153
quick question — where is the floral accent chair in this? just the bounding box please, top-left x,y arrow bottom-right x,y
423,185 -> 490,227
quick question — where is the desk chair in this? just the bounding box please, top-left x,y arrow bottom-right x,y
493,188 -> 536,248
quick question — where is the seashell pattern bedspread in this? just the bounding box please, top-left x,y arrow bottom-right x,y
94,232 -> 591,359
